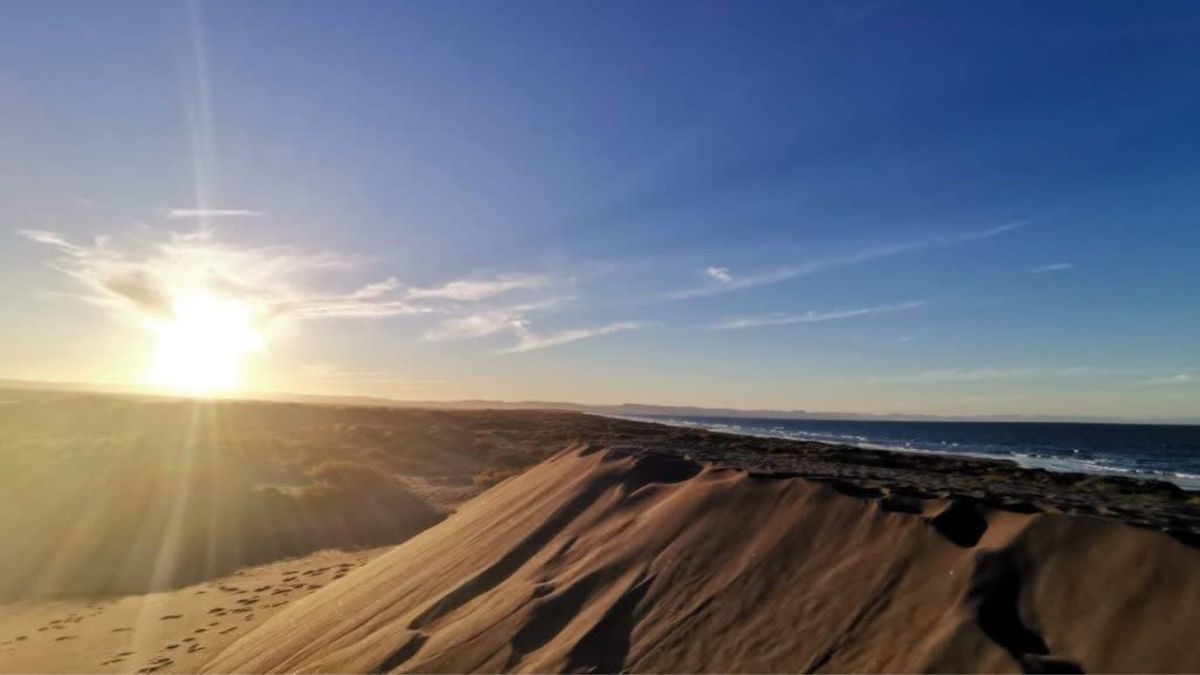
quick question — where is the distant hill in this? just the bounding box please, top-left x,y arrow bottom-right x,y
1,378 -> 1195,425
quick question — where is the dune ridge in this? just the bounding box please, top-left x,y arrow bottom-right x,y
203,443 -> 1200,673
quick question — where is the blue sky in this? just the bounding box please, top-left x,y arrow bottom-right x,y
2,0 -> 1199,418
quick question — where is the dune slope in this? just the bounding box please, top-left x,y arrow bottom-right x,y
204,444 -> 1200,673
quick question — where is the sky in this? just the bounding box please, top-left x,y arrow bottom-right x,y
2,0 -> 1199,419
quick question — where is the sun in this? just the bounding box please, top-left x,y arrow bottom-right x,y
146,291 -> 263,395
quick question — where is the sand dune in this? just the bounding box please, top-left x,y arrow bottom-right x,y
205,444 -> 1200,673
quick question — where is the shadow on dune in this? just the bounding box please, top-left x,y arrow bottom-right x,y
205,445 -> 1200,674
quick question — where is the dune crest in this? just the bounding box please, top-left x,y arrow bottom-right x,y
204,444 -> 1200,673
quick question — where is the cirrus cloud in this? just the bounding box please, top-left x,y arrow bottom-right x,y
166,208 -> 264,219
714,300 -> 931,330
661,222 -> 1022,302
501,321 -> 645,354
405,274 -> 549,302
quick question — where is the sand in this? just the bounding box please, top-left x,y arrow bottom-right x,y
2,392 -> 1198,673
206,444 -> 1200,673
0,548 -> 382,674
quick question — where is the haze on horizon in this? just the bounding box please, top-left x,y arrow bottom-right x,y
2,1 -> 1198,420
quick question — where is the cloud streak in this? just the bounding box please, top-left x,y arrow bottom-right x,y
406,275 -> 548,302
661,222 -> 1022,301
715,300 -> 930,330
862,366 -> 1123,384
422,298 -> 642,354
1139,373 -> 1194,387
166,208 -> 264,218
705,266 -> 732,283
501,321 -> 644,354
1030,262 -> 1075,274
423,308 -> 530,342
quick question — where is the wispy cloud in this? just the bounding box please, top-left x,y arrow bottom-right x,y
421,298 -> 643,355
422,298 -> 569,341
867,367 -> 1042,383
424,308 -> 529,342
661,222 -> 1022,301
406,274 -> 548,302
20,228 -> 425,324
166,208 -> 264,218
1139,373 -> 1194,387
1030,262 -> 1075,274
501,321 -> 644,354
863,366 -> 1120,384
714,300 -> 930,330
21,222 -> 636,359
705,266 -> 732,283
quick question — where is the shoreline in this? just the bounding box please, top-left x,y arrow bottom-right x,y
598,412 -> 1200,491
575,411 -> 1200,543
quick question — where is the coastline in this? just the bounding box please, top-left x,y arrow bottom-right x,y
580,412 -> 1200,543
601,412 -> 1200,491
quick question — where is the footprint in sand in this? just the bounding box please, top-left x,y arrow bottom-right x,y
193,628 -> 207,634
55,635 -> 76,641
15,636 -> 27,641
218,627 -> 237,635
137,658 -> 172,673
160,614 -> 183,620
112,627 -> 132,633
165,644 -> 178,650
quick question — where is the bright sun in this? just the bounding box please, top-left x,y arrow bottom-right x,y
146,292 -> 263,395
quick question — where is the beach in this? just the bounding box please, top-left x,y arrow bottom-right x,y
1,392 -> 1198,672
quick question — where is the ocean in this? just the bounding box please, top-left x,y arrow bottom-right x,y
621,415 -> 1200,490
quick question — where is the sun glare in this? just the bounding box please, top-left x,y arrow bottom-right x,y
146,292 -> 263,395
